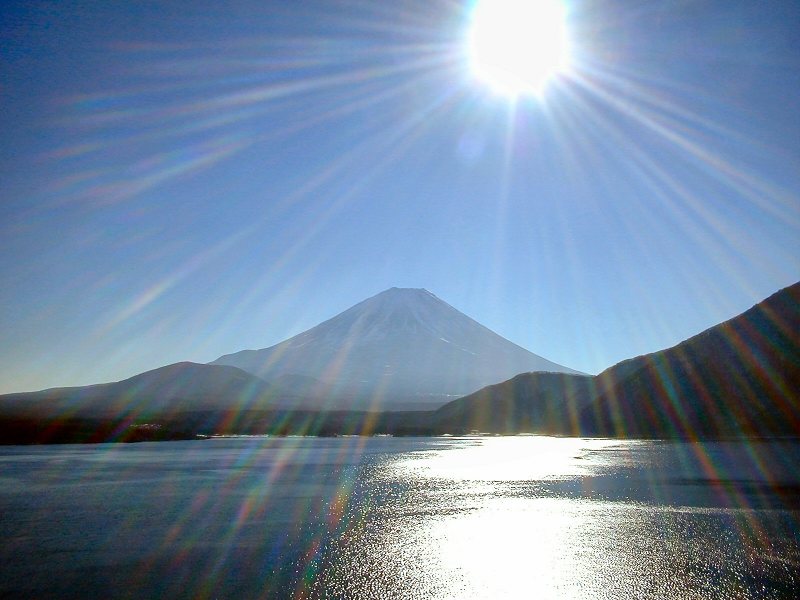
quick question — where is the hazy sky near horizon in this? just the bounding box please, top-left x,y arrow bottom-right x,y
1,0 -> 799,393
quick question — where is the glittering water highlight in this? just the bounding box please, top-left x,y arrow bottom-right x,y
1,436 -> 798,599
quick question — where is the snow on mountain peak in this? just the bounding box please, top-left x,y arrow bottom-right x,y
211,287 -> 583,407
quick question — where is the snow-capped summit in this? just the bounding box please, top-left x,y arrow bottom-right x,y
211,287 -> 583,409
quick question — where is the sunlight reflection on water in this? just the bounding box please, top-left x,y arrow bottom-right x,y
393,435 -> 621,481
312,437 -> 799,599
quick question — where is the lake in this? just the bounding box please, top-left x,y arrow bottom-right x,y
1,436 -> 798,598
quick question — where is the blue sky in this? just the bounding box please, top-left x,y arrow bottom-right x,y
1,0 -> 798,393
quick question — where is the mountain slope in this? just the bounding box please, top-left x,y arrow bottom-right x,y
433,371 -> 596,434
434,283 -> 800,438
580,282 -> 800,437
0,362 -> 276,418
212,287 -> 582,408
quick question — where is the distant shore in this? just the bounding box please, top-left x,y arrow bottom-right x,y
3,410 -> 797,445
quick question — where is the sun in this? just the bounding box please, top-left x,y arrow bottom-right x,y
468,0 -> 571,98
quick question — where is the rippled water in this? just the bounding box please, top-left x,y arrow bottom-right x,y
1,436 -> 798,598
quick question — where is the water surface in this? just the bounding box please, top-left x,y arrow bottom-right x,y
1,436 -> 798,598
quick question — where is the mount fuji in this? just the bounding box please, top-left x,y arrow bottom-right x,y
211,287 -> 583,409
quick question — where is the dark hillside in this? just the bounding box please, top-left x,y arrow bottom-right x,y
432,283 -> 799,439
580,283 -> 800,438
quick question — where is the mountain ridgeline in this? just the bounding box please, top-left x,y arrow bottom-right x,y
434,282 -> 800,438
0,363 -> 273,419
0,284 -> 797,442
211,287 -> 582,408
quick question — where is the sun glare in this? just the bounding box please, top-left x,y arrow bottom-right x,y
468,0 -> 571,98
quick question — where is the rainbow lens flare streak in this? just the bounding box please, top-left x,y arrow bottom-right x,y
3,2 -> 798,596
23,0 -> 795,380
